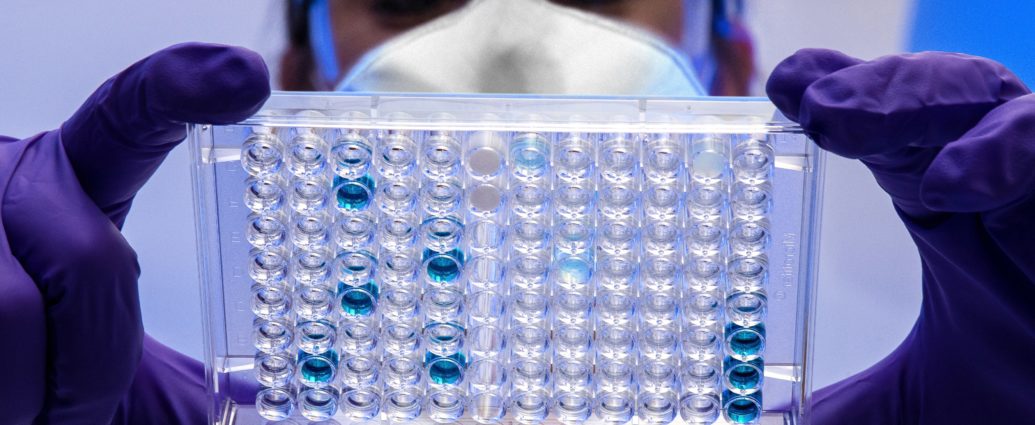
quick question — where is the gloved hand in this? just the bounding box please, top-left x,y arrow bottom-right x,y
767,49 -> 1035,424
0,43 -> 270,424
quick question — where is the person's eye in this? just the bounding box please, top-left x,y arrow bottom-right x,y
369,0 -> 468,28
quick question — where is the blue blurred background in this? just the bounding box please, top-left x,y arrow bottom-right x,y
0,0 -> 1024,393
911,0 -> 1035,85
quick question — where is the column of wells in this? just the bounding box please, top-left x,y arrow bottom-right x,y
593,132 -> 640,424
317,125 -> 385,423
550,132 -> 596,424
720,135 -> 775,424
679,133 -> 733,424
462,130 -> 511,424
371,126 -> 430,423
637,133 -> 685,424
289,126 -> 349,422
505,130 -> 554,425
411,127 -> 469,424
243,126 -> 299,421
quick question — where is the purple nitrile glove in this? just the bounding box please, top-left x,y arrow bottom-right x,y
767,49 -> 1035,424
0,42 -> 269,424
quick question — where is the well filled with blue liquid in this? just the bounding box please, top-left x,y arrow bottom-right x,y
724,391 -> 762,424
726,322 -> 766,358
339,281 -> 379,316
724,357 -> 763,392
424,351 -> 467,385
334,174 -> 375,210
423,248 -> 465,283
297,350 -> 339,383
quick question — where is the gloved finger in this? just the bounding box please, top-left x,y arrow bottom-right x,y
921,94 -> 1035,212
795,51 -> 1028,159
60,42 -> 270,227
765,48 -> 863,122
3,133 -> 143,424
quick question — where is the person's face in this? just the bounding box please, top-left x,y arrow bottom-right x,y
327,0 -> 687,84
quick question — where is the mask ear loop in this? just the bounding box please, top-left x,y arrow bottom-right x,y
308,0 -> 342,88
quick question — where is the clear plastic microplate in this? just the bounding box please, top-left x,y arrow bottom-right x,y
189,93 -> 823,425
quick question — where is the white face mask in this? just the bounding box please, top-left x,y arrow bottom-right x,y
332,0 -> 707,96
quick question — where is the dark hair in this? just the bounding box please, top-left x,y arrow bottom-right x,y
280,0 -> 316,90
280,0 -> 754,94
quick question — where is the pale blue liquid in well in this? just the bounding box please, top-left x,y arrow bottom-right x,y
557,257 -> 592,287
511,136 -> 549,173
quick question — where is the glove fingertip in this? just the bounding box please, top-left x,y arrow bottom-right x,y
766,48 -> 863,122
920,142 -> 1010,212
147,42 -> 271,126
921,95 -> 1035,212
919,166 -> 969,212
